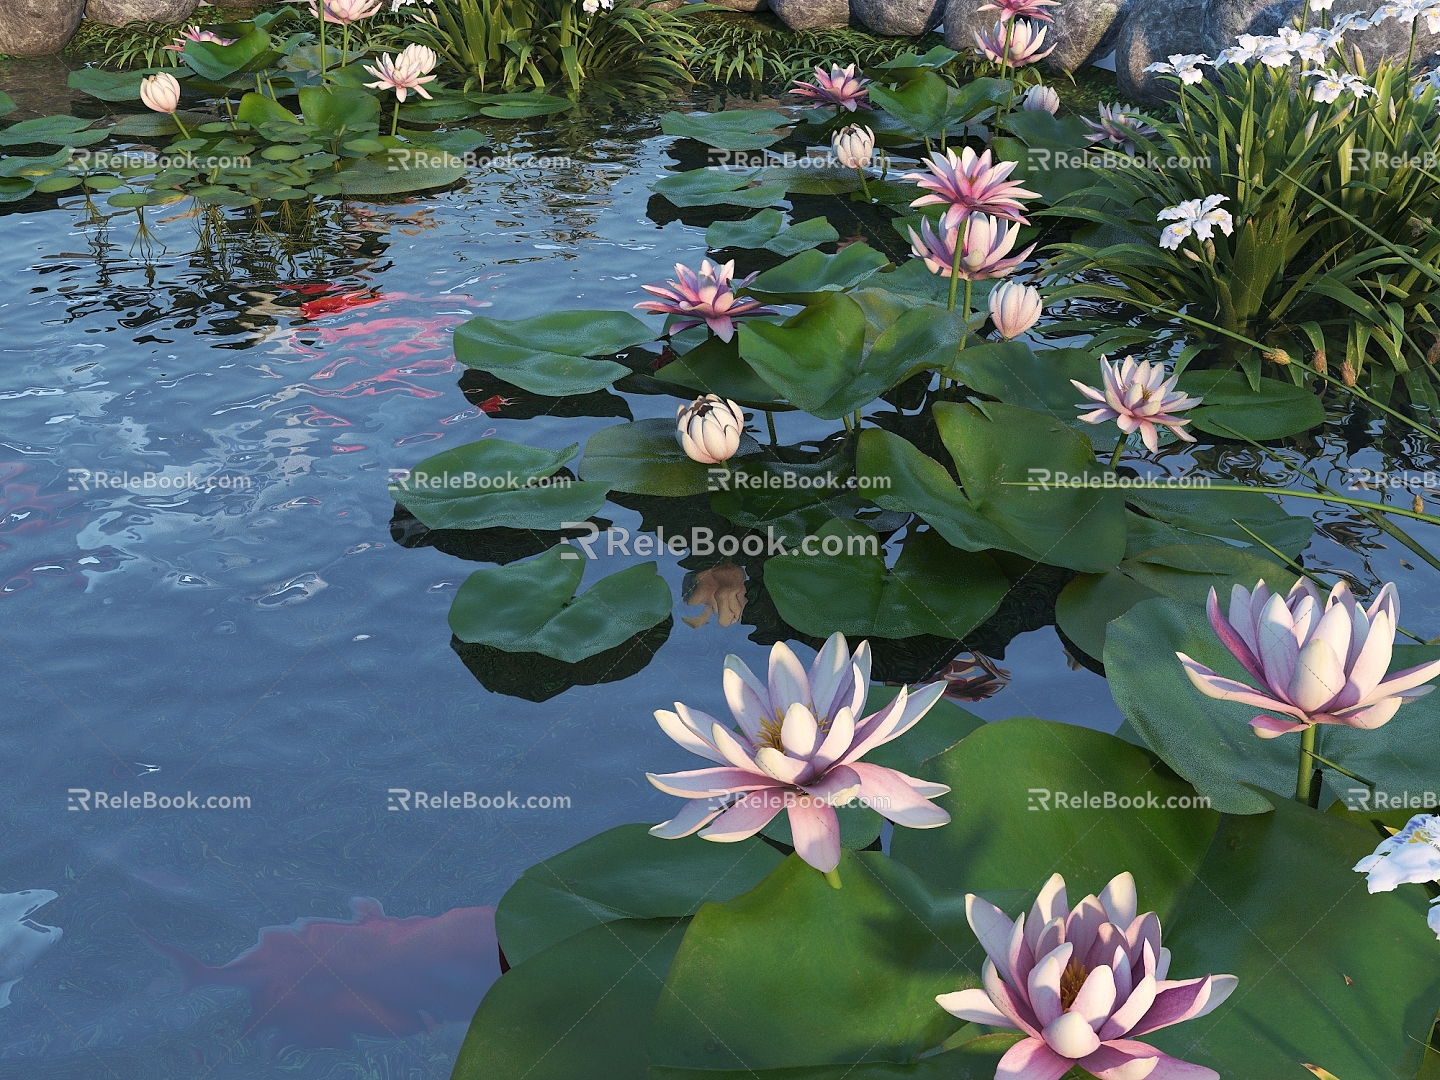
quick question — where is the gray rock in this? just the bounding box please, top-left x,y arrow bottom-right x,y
1203,0 -> 1440,66
852,0 -> 943,36
86,0 -> 201,24
943,0 -> 1131,73
708,0 -> 771,9
0,0 -> 84,56
1116,0 -> 1208,106
770,0 -> 849,29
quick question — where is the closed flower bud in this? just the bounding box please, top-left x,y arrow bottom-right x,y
1021,84 -> 1060,114
1428,335 -> 1440,366
676,395 -> 744,464
1263,348 -> 1291,366
140,72 -> 182,115
1311,348 -> 1327,376
1341,357 -> 1358,386
831,124 -> 875,170
988,279 -> 1043,339
1414,494 -> 1425,515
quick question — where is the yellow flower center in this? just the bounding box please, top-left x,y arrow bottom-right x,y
1060,957 -> 1090,1011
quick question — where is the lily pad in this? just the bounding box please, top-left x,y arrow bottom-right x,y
737,291 -> 865,414
746,243 -> 889,303
705,209 -> 839,255
496,825 -> 785,967
660,109 -> 790,151
0,115 -> 106,148
763,520 -> 1009,639
579,417 -> 717,497
653,335 -> 791,409
448,545 -> 673,663
653,168 -> 789,208
337,150 -> 467,195
389,439 -> 609,530
472,92 -> 575,119
453,310 -> 651,396
68,67 -> 191,103
1179,370 -> 1325,440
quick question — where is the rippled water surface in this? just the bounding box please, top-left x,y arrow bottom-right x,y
1,55 -> 1437,1080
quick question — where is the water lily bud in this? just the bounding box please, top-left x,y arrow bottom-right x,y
831,124 -> 875,170
1311,348 -> 1327,376
1021,84 -> 1060,114
140,72 -> 182,116
676,394 -> 744,464
1341,357 -> 1358,386
988,279 -> 1043,339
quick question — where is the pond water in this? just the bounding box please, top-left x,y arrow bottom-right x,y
1,54 -> 1438,1080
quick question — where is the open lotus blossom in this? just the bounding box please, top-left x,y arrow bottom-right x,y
165,25 -> 237,51
635,259 -> 776,342
139,72 -> 182,115
977,0 -> 1061,21
307,0 -> 384,22
1307,68 -> 1375,103
647,633 -> 951,874
1354,814 -> 1440,939
902,146 -> 1038,222
1178,578 -> 1440,739
1021,83 -> 1060,113
1072,356 -> 1201,452
908,207 -> 1036,281
938,872 -> 1238,1080
364,43 -> 439,102
832,124 -> 875,170
989,279 -> 1043,339
1142,52 -> 1211,84
676,394 -> 744,464
790,63 -> 870,112
1084,102 -> 1157,156
975,18 -> 1055,66
1157,194 -> 1234,250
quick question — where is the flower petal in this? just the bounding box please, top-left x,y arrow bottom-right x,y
1130,974 -> 1238,1037
937,987 -> 1014,1026
699,794 -> 784,842
966,893 -> 1018,982
1081,1039 -> 1219,1080
646,767 -> 779,798
650,797 -> 727,839
1043,1010 -> 1101,1059
848,762 -> 951,826
786,801 -> 841,872
656,707 -> 727,764
996,1037 -> 1075,1080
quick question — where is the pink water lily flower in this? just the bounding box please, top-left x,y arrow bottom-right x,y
902,146 -> 1039,223
908,207 -> 1036,281
1071,356 -> 1201,452
790,63 -> 871,112
939,872 -> 1237,1080
304,0 -> 383,23
164,25 -> 238,51
635,259 -> 776,342
1177,578 -> 1440,739
977,0 -> 1061,21
647,633 -> 951,874
364,43 -> 439,102
975,18 -> 1055,66
1084,103 -> 1158,156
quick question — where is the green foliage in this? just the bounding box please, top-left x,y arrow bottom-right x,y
689,10 -> 948,87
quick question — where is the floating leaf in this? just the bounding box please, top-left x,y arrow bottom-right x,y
738,291 -> 865,413
1054,569 -> 1162,661
746,243 -> 889,302
68,67 -> 191,103
389,439 -> 608,530
472,92 -> 575,119
764,520 -> 1009,639
337,150 -> 466,194
453,310 -> 651,395
579,417 -> 716,497
705,208 -> 839,255
496,825 -> 784,967
660,109 -> 790,150
653,334 -> 791,409
448,546 -> 672,663
653,167 -> 788,208
0,115 -> 106,147
1179,369 -> 1325,440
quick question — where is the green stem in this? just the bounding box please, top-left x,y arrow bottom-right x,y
1109,436 -> 1126,468
1301,749 -> 1376,790
765,410 -> 778,445
1296,725 -> 1318,803
342,24 -> 352,69
856,167 -> 872,203
173,114 -> 192,140
391,99 -> 401,137
319,9 -> 327,78
853,408 -> 862,429
946,217 -> 970,313
824,867 -> 842,889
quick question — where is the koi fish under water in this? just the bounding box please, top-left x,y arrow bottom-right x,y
143,898 -> 500,1049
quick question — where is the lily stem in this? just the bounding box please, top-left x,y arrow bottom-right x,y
856,167 -> 872,202
1109,436 -> 1126,469
765,410 -> 778,445
173,114 -> 192,141
1295,725 -> 1318,804
392,99 -> 401,136
824,867 -> 842,889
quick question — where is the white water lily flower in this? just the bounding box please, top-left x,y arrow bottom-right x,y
1157,194 -> 1234,250
1355,814 -> 1440,892
1308,69 -> 1376,103
1143,52 -> 1211,84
